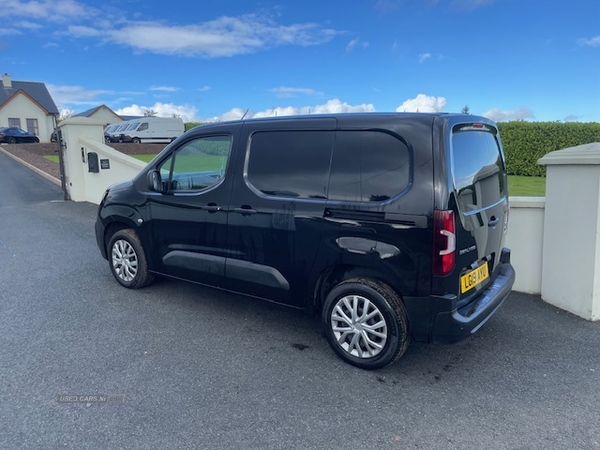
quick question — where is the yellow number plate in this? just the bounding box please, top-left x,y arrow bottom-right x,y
460,262 -> 489,294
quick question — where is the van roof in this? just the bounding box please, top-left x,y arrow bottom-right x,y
204,112 -> 494,127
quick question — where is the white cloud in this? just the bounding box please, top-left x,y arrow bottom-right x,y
270,87 -> 324,98
209,108 -> 248,122
15,20 -> 43,30
92,15 -> 341,58
208,99 -> 375,122
345,38 -> 369,52
418,52 -> 431,63
579,36 -> 600,47
396,94 -> 447,112
5,0 -> 92,22
452,0 -> 496,9
346,38 -> 359,52
198,86 -> 212,92
115,102 -> 198,122
68,25 -> 102,37
0,28 -> 21,36
46,84 -> 114,107
481,106 -> 534,122
6,4 -> 341,58
150,86 -> 179,92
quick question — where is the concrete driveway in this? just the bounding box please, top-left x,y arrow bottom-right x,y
1,151 -> 599,450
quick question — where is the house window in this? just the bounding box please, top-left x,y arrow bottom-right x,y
8,118 -> 20,128
26,119 -> 39,136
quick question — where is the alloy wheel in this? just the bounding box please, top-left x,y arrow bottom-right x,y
330,294 -> 388,358
111,239 -> 138,282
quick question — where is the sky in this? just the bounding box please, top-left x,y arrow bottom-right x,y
1,0 -> 599,123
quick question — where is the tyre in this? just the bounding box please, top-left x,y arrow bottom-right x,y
322,278 -> 409,370
107,229 -> 154,289
7,137 -> 16,144
132,137 -> 141,144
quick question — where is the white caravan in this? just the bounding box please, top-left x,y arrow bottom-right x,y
106,117 -> 184,144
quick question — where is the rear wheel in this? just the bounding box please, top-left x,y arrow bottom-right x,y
322,278 -> 409,370
108,229 -> 154,289
7,137 -> 16,144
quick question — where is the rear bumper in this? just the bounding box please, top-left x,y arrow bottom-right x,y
404,248 -> 515,344
430,249 -> 515,344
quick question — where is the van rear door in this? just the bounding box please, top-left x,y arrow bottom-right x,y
449,123 -> 509,300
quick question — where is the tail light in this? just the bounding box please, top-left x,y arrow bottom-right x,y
433,210 -> 456,276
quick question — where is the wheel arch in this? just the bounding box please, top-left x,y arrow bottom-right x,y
103,221 -> 131,254
312,264 -> 405,314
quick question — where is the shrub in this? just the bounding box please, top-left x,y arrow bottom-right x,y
497,122 -> 600,177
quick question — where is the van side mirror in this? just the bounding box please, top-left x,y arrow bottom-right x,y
148,170 -> 163,192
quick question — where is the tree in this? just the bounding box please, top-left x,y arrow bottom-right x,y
144,109 -> 158,117
461,105 -> 470,115
58,109 -> 74,122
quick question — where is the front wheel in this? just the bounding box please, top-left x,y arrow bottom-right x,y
322,278 -> 410,370
132,137 -> 141,144
107,229 -> 154,289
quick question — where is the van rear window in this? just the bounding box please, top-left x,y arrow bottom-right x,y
451,128 -> 505,211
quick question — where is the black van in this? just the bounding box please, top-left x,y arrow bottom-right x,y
95,113 -> 515,369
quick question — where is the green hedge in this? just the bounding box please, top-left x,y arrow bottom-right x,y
498,122 -> 600,177
184,122 -> 205,132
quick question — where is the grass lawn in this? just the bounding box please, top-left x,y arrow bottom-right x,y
44,155 -> 545,197
507,175 -> 546,197
133,155 -> 156,163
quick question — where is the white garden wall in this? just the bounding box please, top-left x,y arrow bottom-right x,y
58,117 -> 146,204
505,197 -> 545,294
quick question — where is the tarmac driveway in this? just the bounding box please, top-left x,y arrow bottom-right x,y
1,151 -> 599,450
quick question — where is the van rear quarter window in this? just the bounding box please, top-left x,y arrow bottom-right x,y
329,131 -> 410,202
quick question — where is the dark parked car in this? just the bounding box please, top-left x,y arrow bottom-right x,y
0,127 -> 40,144
95,113 -> 515,369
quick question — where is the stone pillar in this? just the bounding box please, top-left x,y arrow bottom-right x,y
58,117 -> 106,202
538,142 -> 600,321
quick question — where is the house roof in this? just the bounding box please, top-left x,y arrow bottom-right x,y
73,104 -> 122,119
0,80 -> 59,114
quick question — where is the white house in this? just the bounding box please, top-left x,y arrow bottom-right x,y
73,104 -> 123,127
0,73 -> 59,143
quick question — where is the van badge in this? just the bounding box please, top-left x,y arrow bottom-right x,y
459,245 -> 476,256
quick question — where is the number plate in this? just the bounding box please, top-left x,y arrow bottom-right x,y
460,262 -> 489,294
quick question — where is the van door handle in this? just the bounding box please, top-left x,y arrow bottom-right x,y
488,216 -> 500,228
234,206 -> 257,216
203,203 -> 221,213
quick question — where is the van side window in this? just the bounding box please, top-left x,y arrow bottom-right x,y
158,135 -> 231,192
329,131 -> 410,202
247,130 -> 333,199
138,122 -> 148,131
